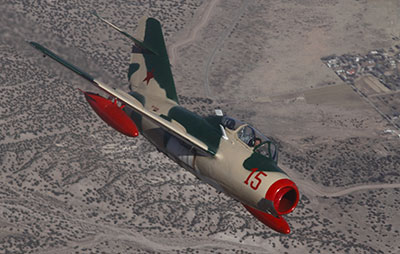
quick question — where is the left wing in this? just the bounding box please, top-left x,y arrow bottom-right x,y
28,41 -> 215,156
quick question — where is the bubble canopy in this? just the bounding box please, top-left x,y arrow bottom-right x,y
221,116 -> 278,161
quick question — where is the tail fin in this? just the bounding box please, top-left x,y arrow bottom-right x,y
129,17 -> 179,104
93,12 -> 179,104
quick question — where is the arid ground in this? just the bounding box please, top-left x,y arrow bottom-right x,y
1,0 -> 399,253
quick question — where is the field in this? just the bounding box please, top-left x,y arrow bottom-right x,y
1,0 -> 400,253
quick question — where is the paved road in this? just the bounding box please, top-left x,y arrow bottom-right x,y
297,179 -> 400,197
284,165 -> 400,197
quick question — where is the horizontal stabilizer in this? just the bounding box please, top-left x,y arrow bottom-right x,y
92,10 -> 159,56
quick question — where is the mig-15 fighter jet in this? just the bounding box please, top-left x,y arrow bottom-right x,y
29,12 -> 299,234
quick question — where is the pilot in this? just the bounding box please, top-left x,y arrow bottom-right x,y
254,138 -> 262,147
249,137 -> 262,147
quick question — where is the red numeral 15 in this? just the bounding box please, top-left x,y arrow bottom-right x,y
244,168 -> 267,190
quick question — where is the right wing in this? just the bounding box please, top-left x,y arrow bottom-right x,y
28,41 -> 214,156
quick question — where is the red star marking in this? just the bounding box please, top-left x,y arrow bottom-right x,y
143,69 -> 154,85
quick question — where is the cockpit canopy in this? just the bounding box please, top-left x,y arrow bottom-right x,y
221,116 -> 278,162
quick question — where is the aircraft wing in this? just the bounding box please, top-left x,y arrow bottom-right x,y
28,41 -> 214,156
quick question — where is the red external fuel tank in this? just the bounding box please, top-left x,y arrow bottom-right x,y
82,91 -> 139,137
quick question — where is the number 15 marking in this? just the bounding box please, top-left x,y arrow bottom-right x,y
244,168 -> 267,190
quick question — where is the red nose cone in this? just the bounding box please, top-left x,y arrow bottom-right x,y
266,179 -> 299,215
83,92 -> 139,137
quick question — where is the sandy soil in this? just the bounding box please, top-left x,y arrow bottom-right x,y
1,0 -> 400,253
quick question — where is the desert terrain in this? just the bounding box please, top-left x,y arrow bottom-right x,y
1,0 -> 399,253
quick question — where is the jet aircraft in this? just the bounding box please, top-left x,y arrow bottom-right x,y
29,12 -> 300,234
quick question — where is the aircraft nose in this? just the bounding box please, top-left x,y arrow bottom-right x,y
266,178 -> 299,215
